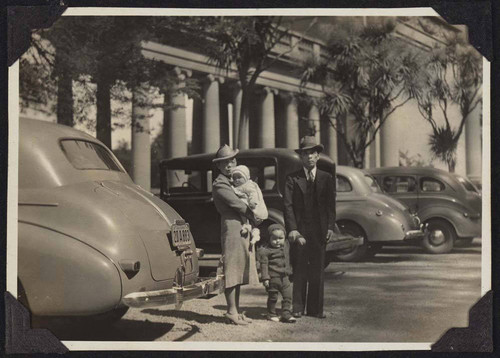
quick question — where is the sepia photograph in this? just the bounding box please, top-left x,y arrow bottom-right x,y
6,6 -> 491,352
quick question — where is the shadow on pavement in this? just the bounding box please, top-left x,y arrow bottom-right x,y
142,308 -> 228,324
173,324 -> 201,342
211,305 -> 269,321
33,317 -> 175,341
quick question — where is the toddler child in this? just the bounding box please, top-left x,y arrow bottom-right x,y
257,223 -> 296,323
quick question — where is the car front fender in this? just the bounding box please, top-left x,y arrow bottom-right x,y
418,206 -> 481,238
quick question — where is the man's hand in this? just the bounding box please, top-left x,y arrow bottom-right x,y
288,230 -> 305,245
326,229 -> 335,243
263,280 -> 269,288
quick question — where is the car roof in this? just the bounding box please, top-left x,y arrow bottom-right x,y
21,118 -> 99,143
20,118 -> 129,188
366,166 -> 451,176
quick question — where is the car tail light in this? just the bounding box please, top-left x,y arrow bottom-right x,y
119,260 -> 141,277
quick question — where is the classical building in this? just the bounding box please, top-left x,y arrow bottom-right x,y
20,16 -> 483,192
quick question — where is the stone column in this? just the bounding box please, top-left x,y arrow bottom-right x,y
465,104 -> 482,183
231,81 -> 247,149
163,67 -> 191,188
323,115 -> 337,163
380,114 -> 400,167
283,94 -> 299,149
131,84 -> 152,192
191,96 -> 203,154
257,87 -> 277,148
308,103 -> 321,144
202,74 -> 224,153
163,67 -> 191,159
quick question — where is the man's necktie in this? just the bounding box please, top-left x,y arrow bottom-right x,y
308,170 -> 314,183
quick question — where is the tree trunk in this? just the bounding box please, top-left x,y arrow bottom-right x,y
448,158 -> 456,173
96,77 -> 112,148
55,52 -> 73,127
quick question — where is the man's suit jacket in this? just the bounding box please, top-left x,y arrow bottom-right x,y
283,166 -> 336,244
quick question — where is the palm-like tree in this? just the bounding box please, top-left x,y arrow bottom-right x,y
301,18 -> 422,168
416,36 -> 482,172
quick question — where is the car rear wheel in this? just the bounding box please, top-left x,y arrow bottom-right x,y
422,219 -> 455,254
333,222 -> 371,262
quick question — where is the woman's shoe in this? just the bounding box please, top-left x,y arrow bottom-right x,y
224,312 -> 248,325
239,312 -> 253,323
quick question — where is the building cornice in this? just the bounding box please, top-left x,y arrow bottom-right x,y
141,41 -> 324,97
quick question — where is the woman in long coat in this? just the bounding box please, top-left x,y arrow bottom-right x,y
212,145 -> 258,325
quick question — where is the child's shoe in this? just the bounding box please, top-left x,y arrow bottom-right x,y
280,311 -> 297,323
267,314 -> 280,322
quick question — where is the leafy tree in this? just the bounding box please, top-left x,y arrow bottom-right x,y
20,17 -> 199,148
173,16 -> 313,148
301,19 -> 422,168
415,37 -> 482,172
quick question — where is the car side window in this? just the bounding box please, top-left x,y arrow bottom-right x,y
165,169 -> 212,194
420,177 -> 445,192
336,175 -> 352,192
237,160 -> 278,193
394,176 -> 417,193
382,176 -> 396,192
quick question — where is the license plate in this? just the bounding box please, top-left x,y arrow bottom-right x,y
171,221 -> 192,248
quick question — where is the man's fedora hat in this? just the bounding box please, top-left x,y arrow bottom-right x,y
295,136 -> 324,154
212,144 -> 239,163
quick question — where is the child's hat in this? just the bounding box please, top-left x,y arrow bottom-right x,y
232,165 -> 250,181
267,223 -> 285,236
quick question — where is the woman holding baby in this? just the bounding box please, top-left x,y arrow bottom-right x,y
212,145 -> 267,325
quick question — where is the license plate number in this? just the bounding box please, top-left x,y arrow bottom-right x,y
171,222 -> 191,248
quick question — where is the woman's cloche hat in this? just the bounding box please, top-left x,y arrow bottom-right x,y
212,144 -> 239,163
295,136 -> 324,154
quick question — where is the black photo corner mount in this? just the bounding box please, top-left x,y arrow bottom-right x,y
7,2 -> 67,67
431,290 -> 493,352
5,2 -> 494,353
5,292 -> 68,354
432,1 -> 492,61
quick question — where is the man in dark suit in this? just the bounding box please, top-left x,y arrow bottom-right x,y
284,136 -> 336,319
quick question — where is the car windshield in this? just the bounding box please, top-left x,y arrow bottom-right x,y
60,140 -> 123,171
456,175 -> 479,193
364,174 -> 383,193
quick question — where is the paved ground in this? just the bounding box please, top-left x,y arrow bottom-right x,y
45,240 -> 482,343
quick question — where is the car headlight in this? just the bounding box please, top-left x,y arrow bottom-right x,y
463,212 -> 469,218
375,210 -> 383,216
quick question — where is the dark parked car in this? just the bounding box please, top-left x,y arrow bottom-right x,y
18,119 -> 223,320
367,166 -> 482,254
160,149 -> 424,262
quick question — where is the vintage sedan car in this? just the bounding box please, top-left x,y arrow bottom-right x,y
18,119 -> 223,320
160,149 -> 425,262
367,166 -> 482,254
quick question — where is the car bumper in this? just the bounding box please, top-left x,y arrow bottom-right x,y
326,234 -> 364,252
122,275 -> 225,309
404,224 -> 428,242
